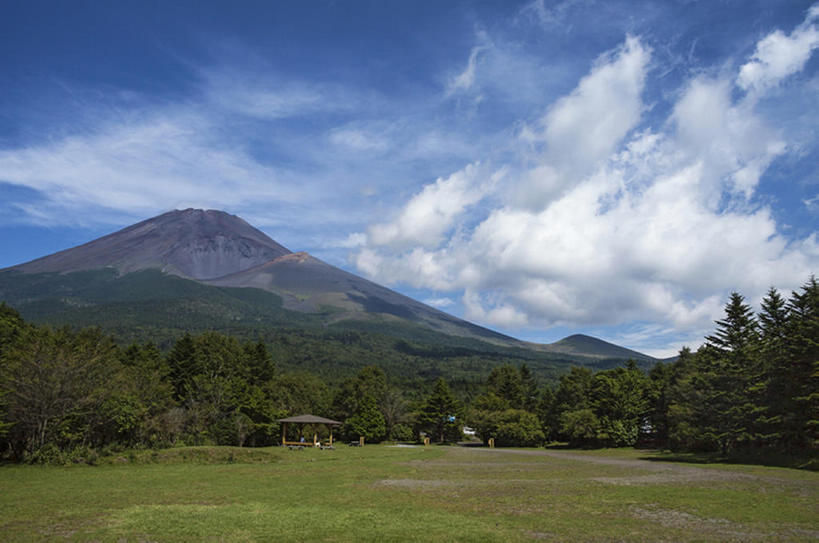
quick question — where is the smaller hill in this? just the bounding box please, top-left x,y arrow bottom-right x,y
541,334 -> 655,363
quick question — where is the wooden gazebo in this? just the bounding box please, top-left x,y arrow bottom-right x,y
278,414 -> 342,447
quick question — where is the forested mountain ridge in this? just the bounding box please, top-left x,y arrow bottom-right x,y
0,268 -> 649,386
2,209 -> 522,347
0,208 -> 658,367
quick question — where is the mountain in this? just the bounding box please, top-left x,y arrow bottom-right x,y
538,334 -> 655,363
0,208 -> 659,375
3,209 -> 518,346
11,209 -> 291,280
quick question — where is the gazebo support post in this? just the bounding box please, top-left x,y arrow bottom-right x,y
281,422 -> 288,447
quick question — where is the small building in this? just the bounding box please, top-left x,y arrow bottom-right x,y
278,414 -> 342,447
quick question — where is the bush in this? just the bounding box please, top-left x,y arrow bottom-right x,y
560,408 -> 601,447
474,409 -> 545,447
390,423 -> 414,442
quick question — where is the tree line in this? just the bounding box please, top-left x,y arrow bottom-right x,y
0,276 -> 815,463
467,277 -> 817,456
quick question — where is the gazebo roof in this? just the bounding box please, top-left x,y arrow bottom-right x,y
278,414 -> 342,426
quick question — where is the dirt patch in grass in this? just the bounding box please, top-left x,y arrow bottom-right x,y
374,478 -> 456,490
629,505 -> 819,541
592,469 -> 755,486
630,505 -> 755,539
524,529 -> 555,539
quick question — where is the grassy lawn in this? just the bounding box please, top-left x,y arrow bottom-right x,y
1,445 -> 817,541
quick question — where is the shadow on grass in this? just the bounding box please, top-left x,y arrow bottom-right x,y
637,450 -> 818,471
540,442 -> 818,471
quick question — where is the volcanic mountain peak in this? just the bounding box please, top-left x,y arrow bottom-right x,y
8,208 -> 291,280
1,208 -> 662,362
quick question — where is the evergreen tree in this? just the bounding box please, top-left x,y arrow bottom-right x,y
551,366 -> 593,442
244,340 -> 275,385
166,333 -> 196,401
417,378 -> 461,443
782,277 -> 819,449
344,394 -> 386,442
756,287 -> 790,446
486,365 -> 524,409
519,364 -> 539,412
331,365 -> 388,433
648,360 -> 673,445
588,361 -> 650,446
700,293 -> 759,452
706,292 -> 759,355
759,287 -> 789,345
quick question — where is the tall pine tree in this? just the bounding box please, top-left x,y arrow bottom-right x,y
783,277 -> 819,450
703,293 -> 760,452
757,287 -> 790,447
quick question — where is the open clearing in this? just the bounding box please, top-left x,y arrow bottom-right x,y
1,446 -> 816,541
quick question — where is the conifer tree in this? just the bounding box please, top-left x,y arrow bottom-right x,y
703,293 -> 760,452
519,364 -> 539,412
757,287 -> 790,446
344,394 -> 386,442
244,340 -> 275,385
166,333 -> 197,401
783,277 -> 819,449
418,378 -> 461,443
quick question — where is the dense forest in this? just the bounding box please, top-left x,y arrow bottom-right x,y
0,277 -> 816,464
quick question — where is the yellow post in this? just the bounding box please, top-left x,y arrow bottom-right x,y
359,436 -> 364,447
329,427 -> 333,446
313,431 -> 317,446
423,437 -> 430,446
282,422 -> 287,447
488,438 -> 495,448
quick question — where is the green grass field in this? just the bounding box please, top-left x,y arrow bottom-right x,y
1,445 -> 816,541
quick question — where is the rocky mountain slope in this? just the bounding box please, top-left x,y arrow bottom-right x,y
11,209 -> 291,280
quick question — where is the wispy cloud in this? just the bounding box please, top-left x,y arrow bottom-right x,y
447,42 -> 488,96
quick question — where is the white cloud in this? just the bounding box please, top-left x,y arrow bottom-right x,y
737,4 -> 819,94
464,289 -> 529,328
201,67 -> 352,119
424,296 -> 455,308
511,35 -> 650,208
0,109 -> 298,223
337,232 -> 368,248
329,128 -> 389,151
447,43 -> 487,95
367,162 -> 501,248
542,35 -> 648,170
355,30 -> 819,348
521,0 -> 586,28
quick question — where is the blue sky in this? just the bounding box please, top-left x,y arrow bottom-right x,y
1,1 -> 817,356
